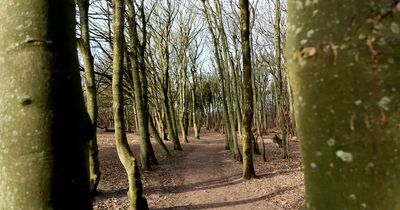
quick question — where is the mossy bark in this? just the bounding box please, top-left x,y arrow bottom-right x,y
0,0 -> 92,209
214,0 -> 243,138
240,0 -> 256,179
287,0 -> 400,209
77,0 -> 101,196
148,117 -> 171,157
111,0 -> 148,209
126,0 -> 156,170
202,1 -> 238,159
274,0 -> 289,159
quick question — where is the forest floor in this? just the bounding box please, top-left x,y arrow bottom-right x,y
93,130 -> 305,210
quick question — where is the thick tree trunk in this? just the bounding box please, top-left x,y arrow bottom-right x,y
77,0 -> 101,195
0,0 -> 92,208
240,0 -> 256,179
111,0 -> 148,209
287,1 -> 400,209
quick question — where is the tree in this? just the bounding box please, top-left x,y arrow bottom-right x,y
151,1 -> 182,150
111,0 -> 148,208
77,0 -> 101,195
274,0 -> 289,159
0,0 -> 92,209
214,0 -> 243,138
202,0 -> 242,162
240,0 -> 256,179
189,39 -> 203,141
126,0 -> 157,170
287,0 -> 400,209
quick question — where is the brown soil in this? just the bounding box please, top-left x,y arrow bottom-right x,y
93,131 -> 305,210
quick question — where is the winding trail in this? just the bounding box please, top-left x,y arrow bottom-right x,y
94,131 -> 304,210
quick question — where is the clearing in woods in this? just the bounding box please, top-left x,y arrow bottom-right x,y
93,131 -> 304,210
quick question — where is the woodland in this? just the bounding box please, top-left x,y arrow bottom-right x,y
0,0 -> 399,210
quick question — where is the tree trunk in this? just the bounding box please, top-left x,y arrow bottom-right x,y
126,0 -> 156,170
111,0 -> 148,209
179,65 -> 189,143
274,0 -> 289,159
240,0 -> 256,179
214,0 -> 243,138
202,1 -> 240,161
77,0 -> 101,195
168,85 -> 179,142
176,34 -> 190,143
192,88 -> 200,140
163,77 -> 182,149
190,67 -> 200,140
0,0 -> 92,208
149,117 -> 171,157
287,1 -> 400,209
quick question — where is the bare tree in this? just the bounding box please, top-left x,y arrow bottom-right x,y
77,0 -> 101,195
111,0 -> 148,208
240,0 -> 256,179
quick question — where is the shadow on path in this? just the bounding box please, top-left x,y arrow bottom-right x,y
146,167 -> 302,195
151,184 -> 303,210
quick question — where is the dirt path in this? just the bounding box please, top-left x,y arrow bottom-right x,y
94,131 -> 304,210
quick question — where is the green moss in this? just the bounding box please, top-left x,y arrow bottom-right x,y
287,1 -> 400,209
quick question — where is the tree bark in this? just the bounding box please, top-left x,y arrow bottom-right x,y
214,0 -> 243,138
240,0 -> 256,179
202,1 -> 241,160
148,117 -> 171,157
190,61 -> 200,140
77,0 -> 101,196
0,0 -> 92,208
274,0 -> 289,159
111,0 -> 148,208
126,0 -> 156,170
287,1 -> 400,209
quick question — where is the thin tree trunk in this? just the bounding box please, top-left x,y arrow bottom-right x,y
0,0 -> 92,208
149,117 -> 171,157
202,1 -> 240,160
126,0 -> 156,170
214,0 -> 243,138
77,0 -> 101,196
190,66 -> 200,140
211,3 -> 242,162
154,98 -> 167,141
137,2 -> 158,166
168,85 -> 179,141
111,0 -> 148,208
179,64 -> 189,143
192,87 -> 200,140
164,78 -> 182,149
274,0 -> 288,159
